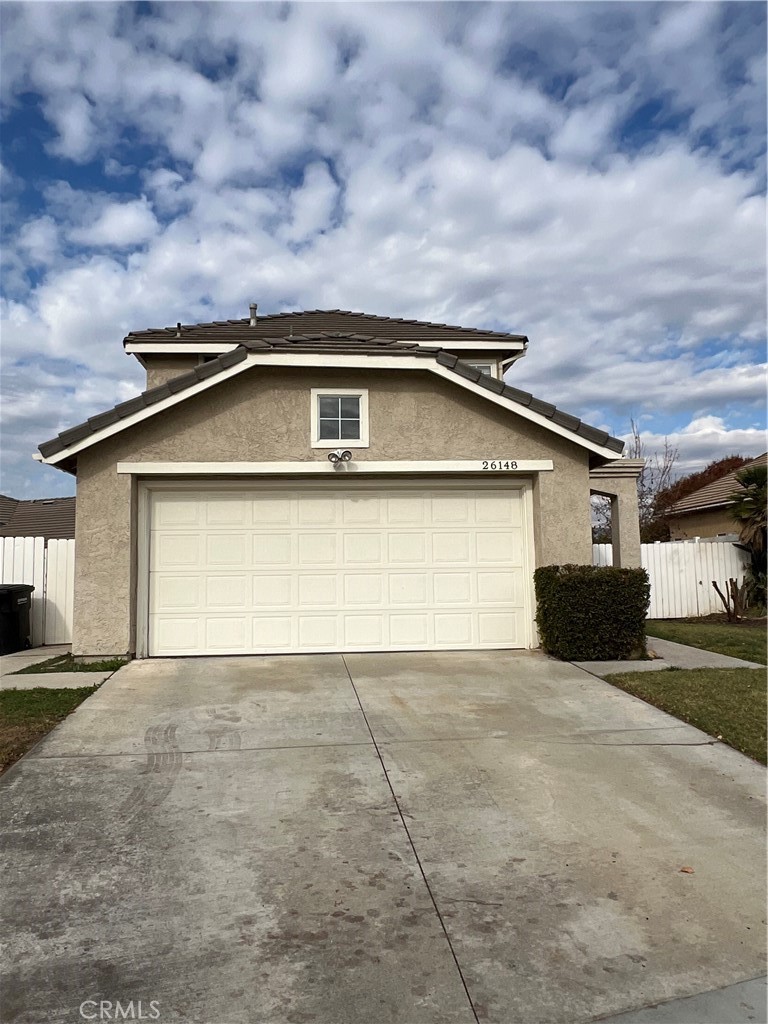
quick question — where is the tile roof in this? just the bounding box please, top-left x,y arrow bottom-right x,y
39,333 -> 624,460
124,309 -> 528,346
0,495 -> 76,539
667,452 -> 768,516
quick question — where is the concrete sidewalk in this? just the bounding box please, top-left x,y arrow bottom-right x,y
597,975 -> 766,1023
576,636 -> 765,678
0,646 -> 113,689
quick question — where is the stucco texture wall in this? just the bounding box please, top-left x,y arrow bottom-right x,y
145,356 -> 200,389
669,508 -> 735,540
72,366 -> 592,655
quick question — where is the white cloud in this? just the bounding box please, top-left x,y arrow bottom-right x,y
69,197 -> 159,248
0,2 -> 765,496
630,416 -> 766,476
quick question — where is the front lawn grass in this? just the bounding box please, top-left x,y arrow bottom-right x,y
13,653 -> 126,675
0,685 -> 98,773
646,618 -> 766,665
606,667 -> 767,764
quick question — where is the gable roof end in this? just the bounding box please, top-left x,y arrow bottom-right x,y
38,334 -> 624,464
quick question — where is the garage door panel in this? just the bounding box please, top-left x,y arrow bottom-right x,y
205,617 -> 247,650
387,533 -> 427,564
206,575 -> 248,608
205,498 -> 251,526
434,613 -> 472,645
154,617 -> 199,652
433,533 -> 470,564
206,533 -> 248,566
433,572 -> 472,604
386,495 -> 425,524
389,573 -> 429,606
253,575 -> 292,606
297,574 -> 338,606
344,574 -> 383,606
155,498 -> 201,527
477,571 -> 518,604
342,497 -> 381,524
298,498 -> 337,525
390,614 -> 429,646
431,495 -> 471,523
253,534 -> 292,565
256,498 -> 293,524
344,615 -> 384,646
154,575 -> 201,610
148,487 -> 531,655
479,610 -> 522,644
475,494 -> 522,526
298,533 -> 337,564
298,615 -> 338,647
477,531 -> 524,564
153,533 -> 201,568
343,533 -> 383,564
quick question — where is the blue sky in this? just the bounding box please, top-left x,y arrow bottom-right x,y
1,1 -> 765,498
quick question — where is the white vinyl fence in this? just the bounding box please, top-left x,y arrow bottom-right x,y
593,540 -> 750,619
0,537 -> 75,646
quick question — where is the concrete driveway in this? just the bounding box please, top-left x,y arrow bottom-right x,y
2,652 -> 765,1024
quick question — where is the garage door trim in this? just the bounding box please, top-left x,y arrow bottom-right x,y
135,477 -> 537,657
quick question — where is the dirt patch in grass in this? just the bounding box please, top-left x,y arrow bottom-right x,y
646,619 -> 767,665
606,667 -> 767,765
0,686 -> 98,773
12,654 -> 126,675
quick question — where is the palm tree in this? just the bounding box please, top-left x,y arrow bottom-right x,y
729,464 -> 767,607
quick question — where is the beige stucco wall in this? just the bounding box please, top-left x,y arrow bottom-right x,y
72,366 -> 593,655
144,355 -> 200,389
589,475 -> 642,568
669,508 -> 735,540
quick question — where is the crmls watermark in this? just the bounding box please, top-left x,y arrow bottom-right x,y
79,1001 -> 160,1021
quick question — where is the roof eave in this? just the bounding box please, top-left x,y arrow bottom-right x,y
37,347 -> 623,468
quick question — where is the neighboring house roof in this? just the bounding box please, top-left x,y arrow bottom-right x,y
37,333 -> 624,468
0,495 -> 76,539
123,309 -> 528,347
667,452 -> 768,516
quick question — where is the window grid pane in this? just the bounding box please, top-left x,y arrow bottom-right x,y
316,394 -> 362,442
318,396 -> 341,418
340,397 -> 360,417
340,418 -> 361,439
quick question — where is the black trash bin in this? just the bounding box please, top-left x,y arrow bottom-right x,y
0,584 -> 35,655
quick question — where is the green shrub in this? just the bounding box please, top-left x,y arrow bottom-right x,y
534,564 -> 650,661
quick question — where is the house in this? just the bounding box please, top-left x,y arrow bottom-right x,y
35,308 -> 642,659
667,452 -> 767,540
0,495 -> 76,541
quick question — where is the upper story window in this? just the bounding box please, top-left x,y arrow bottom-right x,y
468,361 -> 498,378
311,388 -> 369,448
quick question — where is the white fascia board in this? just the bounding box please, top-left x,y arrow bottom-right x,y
117,460 -> 554,476
125,342 -> 239,354
39,350 -> 618,466
125,340 -> 525,355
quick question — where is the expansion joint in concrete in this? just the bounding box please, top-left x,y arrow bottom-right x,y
341,654 -> 481,1024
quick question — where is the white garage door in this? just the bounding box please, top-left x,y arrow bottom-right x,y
147,485 -> 532,656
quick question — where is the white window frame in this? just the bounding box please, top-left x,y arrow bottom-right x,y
467,361 -> 499,378
310,388 -> 369,448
